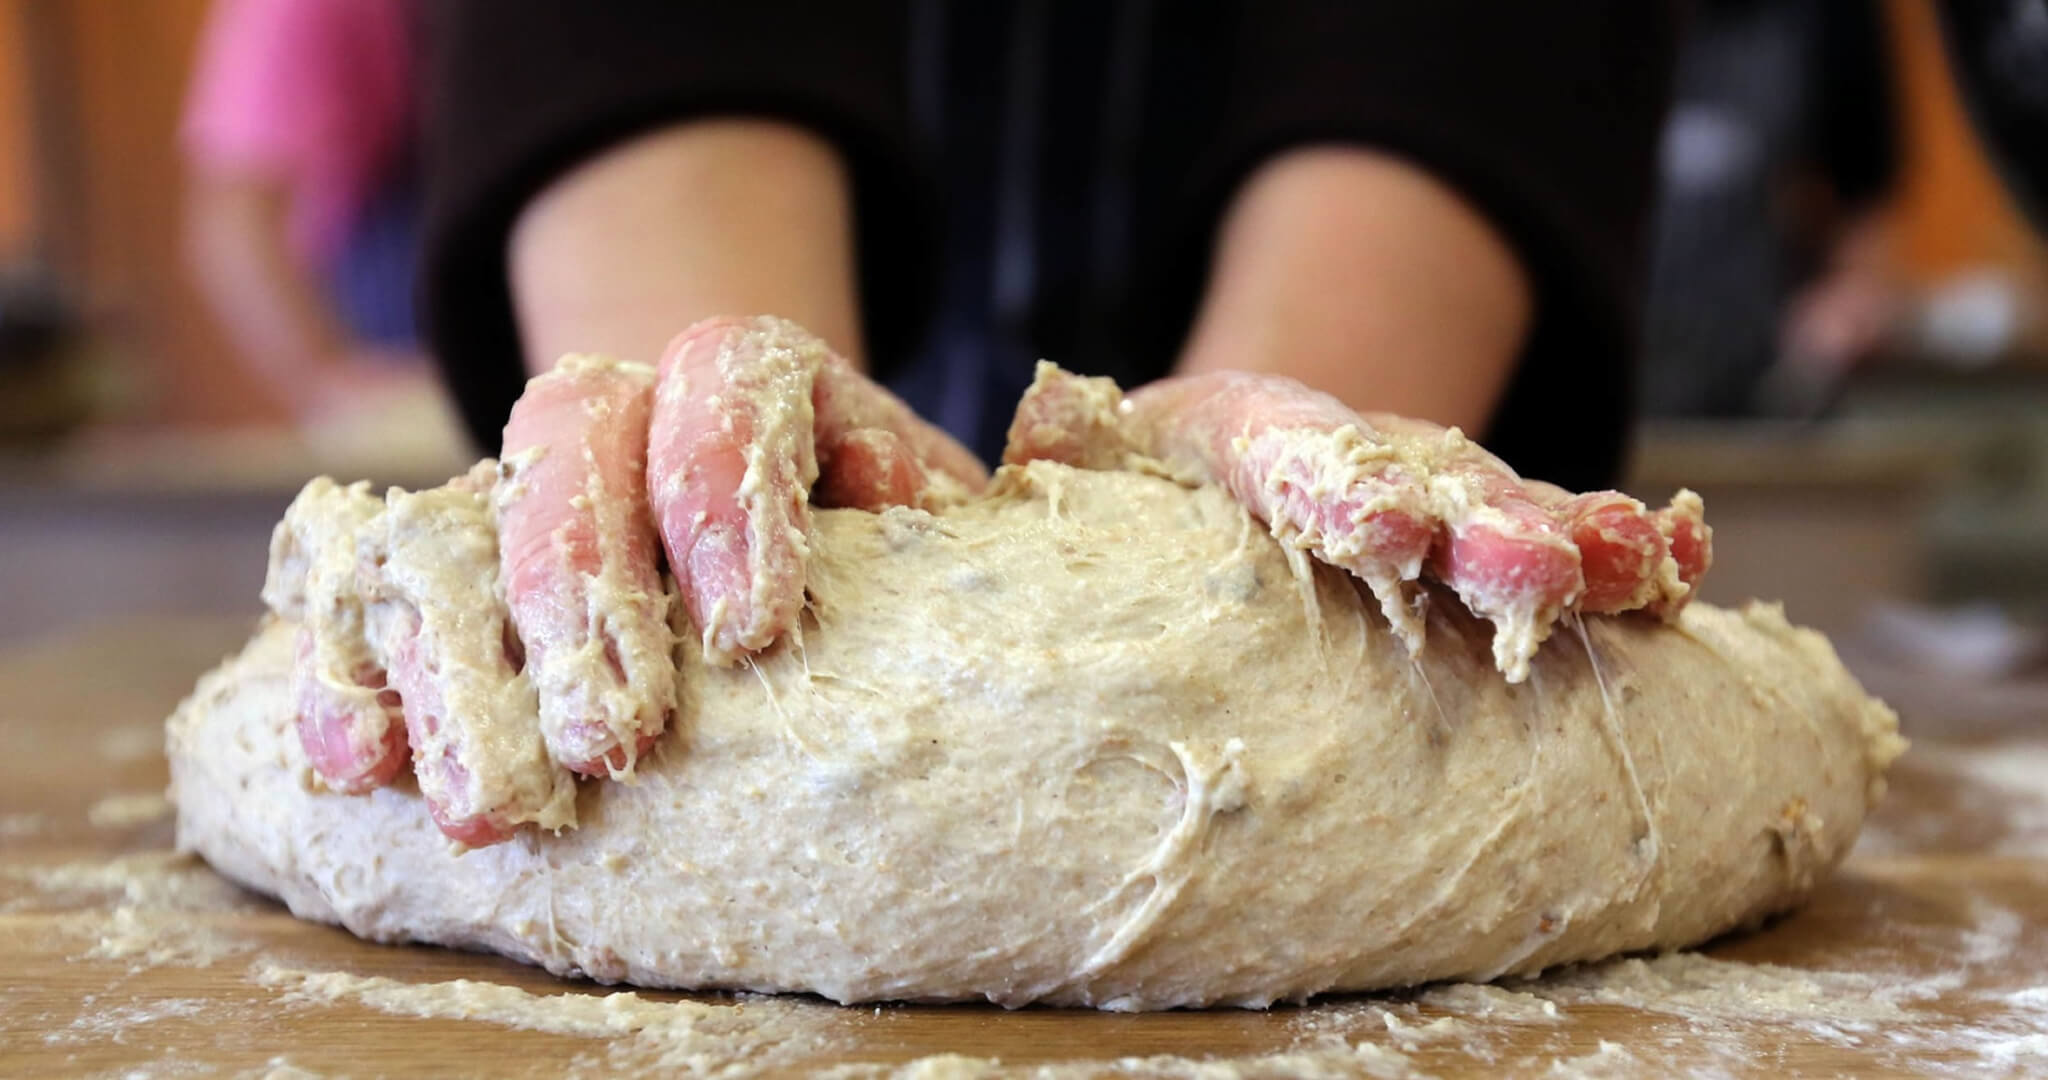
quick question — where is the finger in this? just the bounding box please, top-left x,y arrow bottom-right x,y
498,355 -> 676,777
1124,372 -> 1438,653
815,356 -> 989,499
291,628 -> 410,793
1649,489 -> 1712,616
816,427 -> 928,511
264,478 -> 408,793
1001,360 -> 1135,469
1360,413 -> 1582,680
648,316 -> 823,661
360,465 -> 576,847
1544,489 -> 1669,614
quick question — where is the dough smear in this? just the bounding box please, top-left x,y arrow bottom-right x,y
169,462 -> 1902,1009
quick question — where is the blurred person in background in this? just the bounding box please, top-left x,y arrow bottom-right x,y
180,0 -> 427,426
1640,0 -> 1905,418
421,2 -> 1675,494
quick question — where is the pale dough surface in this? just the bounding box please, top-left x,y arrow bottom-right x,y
169,463 -> 1903,1010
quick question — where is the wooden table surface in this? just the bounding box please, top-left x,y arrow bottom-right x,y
5,619 -> 2047,1078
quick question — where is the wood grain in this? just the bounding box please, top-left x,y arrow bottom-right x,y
4,618 -> 2046,1078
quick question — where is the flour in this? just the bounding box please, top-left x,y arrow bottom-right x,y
253,962 -> 866,1078
1856,739 -> 2048,857
1509,952 -> 1920,1023
1979,1033 -> 2048,1069
820,1044 -> 1423,1079
241,1059 -> 327,1080
47,998 -> 212,1045
1542,1041 -> 1638,1079
73,904 -> 253,970
8,852 -> 254,912
0,811 -> 46,837
97,724 -> 163,764
249,959 -> 1438,1080
88,792 -> 173,829
1415,983 -> 1563,1023
6,852 -> 259,976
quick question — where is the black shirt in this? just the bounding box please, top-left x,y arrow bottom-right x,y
419,1 -> 1675,491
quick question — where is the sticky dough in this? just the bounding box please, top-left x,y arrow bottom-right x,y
168,462 -> 1902,1010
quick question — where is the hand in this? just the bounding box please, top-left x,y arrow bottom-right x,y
647,316 -> 989,660
264,316 -> 986,846
1004,363 -> 1710,680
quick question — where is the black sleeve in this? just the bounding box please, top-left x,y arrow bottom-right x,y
416,1 -> 929,451
1169,2 -> 1679,490
1812,0 -> 1900,211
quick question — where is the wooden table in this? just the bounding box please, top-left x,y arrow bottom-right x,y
5,620 -> 2047,1078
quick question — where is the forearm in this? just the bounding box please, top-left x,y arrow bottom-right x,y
183,175 -> 353,409
508,119 -> 864,377
1176,147 -> 1532,435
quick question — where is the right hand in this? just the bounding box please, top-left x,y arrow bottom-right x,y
267,317 -> 986,845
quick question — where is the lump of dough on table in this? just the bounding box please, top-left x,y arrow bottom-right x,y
168,461 -> 1903,1010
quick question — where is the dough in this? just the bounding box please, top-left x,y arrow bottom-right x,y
169,463 -> 1902,1010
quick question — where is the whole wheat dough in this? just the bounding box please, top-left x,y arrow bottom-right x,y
168,462 -> 1903,1010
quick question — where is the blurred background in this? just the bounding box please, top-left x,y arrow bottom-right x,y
0,1 -> 2044,725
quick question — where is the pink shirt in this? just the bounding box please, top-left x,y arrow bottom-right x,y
182,0 -> 412,265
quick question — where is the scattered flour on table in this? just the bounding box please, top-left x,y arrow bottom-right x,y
6,851 -> 248,910
17,849 -> 2048,1077
1415,983 -> 1563,1023
1978,1033 -> 2048,1070
250,961 -> 1444,1079
72,903 -> 253,969
1542,1041 -> 1638,1079
253,962 -> 865,1078
0,811 -> 46,837
1858,740 -> 2048,857
88,791 -> 173,829
47,998 -> 212,1045
816,1044 -> 1422,1079
5,852 -> 258,971
240,1058 -> 328,1080
97,724 -> 164,764
83,1059 -> 222,1080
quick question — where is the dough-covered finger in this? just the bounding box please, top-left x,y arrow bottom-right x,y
1650,489 -> 1712,616
815,358 -> 988,501
499,356 -> 676,777
289,628 -> 409,793
816,427 -> 929,512
1001,361 -> 1136,470
263,478 -> 408,793
648,317 -> 823,661
1532,486 -> 1670,615
360,465 -> 576,846
1125,371 -> 1439,652
1362,412 -> 1584,678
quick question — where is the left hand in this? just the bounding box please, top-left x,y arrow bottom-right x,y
1003,364 -> 1710,680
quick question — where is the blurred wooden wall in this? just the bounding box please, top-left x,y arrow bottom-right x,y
0,1 -> 31,263
1,0 -> 277,427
